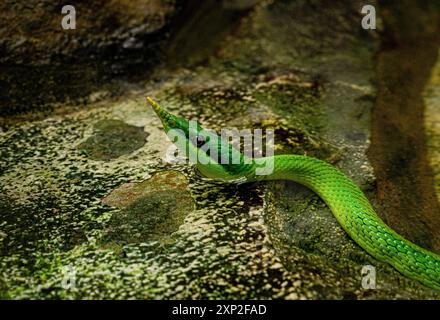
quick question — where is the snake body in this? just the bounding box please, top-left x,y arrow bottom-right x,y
252,155 -> 440,290
147,97 -> 440,291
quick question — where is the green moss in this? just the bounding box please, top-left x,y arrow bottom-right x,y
253,84 -> 322,131
104,190 -> 193,244
100,170 -> 195,244
0,194 -> 87,258
78,120 -> 148,161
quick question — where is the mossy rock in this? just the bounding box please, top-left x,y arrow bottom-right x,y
78,119 -> 148,161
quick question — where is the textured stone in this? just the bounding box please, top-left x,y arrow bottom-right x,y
0,0 -> 439,299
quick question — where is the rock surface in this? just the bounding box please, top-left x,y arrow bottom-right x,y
424,55 -> 440,201
0,0 -> 439,299
0,0 -> 175,117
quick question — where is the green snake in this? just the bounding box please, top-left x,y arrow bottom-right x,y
147,97 -> 440,291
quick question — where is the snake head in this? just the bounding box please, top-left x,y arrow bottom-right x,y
147,97 -> 255,181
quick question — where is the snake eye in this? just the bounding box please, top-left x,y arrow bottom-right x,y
196,135 -> 205,147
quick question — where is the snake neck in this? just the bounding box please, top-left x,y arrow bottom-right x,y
249,154 -> 375,226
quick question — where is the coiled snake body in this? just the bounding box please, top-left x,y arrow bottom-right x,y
147,97 -> 440,291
